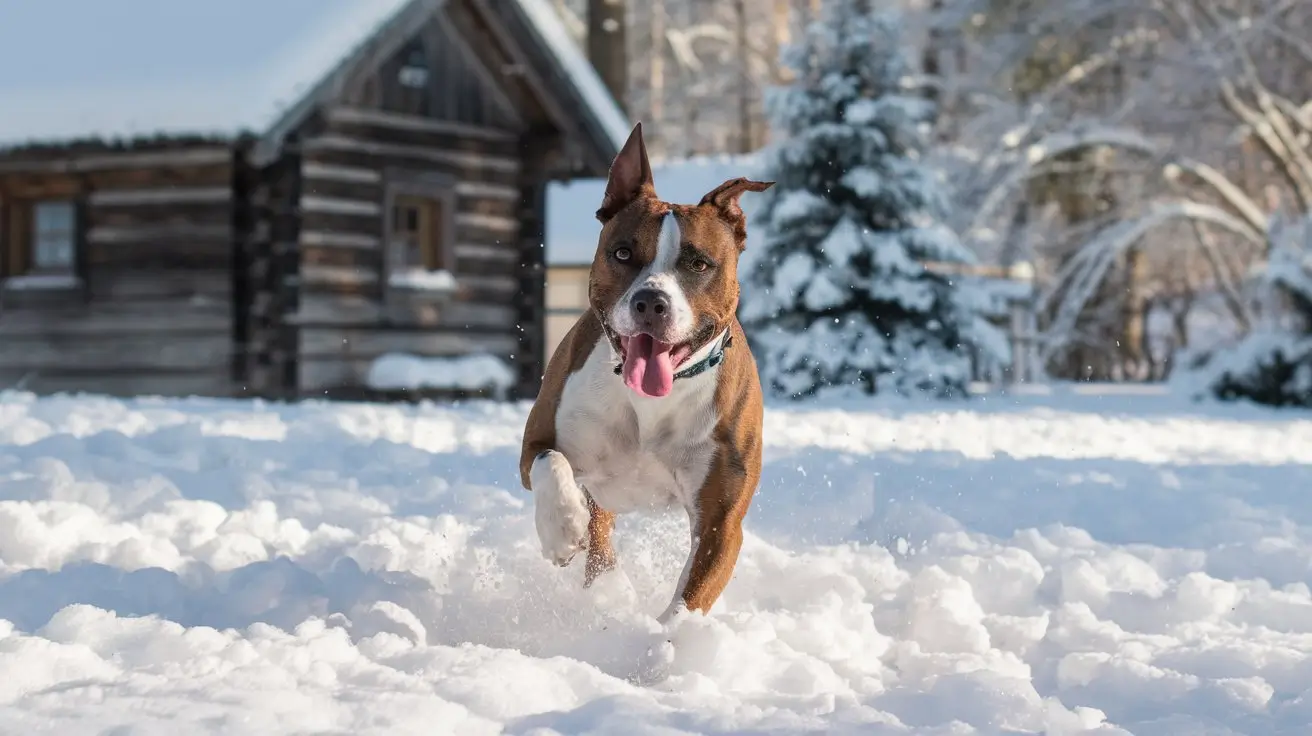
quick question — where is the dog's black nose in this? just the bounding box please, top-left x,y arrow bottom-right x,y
631,288 -> 673,333
632,288 -> 671,317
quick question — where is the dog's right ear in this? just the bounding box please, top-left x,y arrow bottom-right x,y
596,123 -> 655,223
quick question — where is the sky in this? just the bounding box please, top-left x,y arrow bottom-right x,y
0,0 -> 409,144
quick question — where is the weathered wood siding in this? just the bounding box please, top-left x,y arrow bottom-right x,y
0,144 -> 238,397
267,8 -> 538,397
282,107 -> 527,395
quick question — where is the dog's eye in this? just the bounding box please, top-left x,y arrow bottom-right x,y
688,258 -> 711,273
614,247 -> 632,262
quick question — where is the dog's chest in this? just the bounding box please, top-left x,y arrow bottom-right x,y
554,339 -> 719,514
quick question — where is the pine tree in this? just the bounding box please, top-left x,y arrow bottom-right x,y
739,0 -> 1008,399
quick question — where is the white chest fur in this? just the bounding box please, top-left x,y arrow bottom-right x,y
554,334 -> 723,515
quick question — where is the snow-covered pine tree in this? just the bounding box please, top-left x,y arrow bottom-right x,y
739,0 -> 1008,399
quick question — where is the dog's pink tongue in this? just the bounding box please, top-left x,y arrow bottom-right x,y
622,334 -> 675,397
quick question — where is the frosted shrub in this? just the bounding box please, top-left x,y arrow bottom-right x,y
1202,213 -> 1312,407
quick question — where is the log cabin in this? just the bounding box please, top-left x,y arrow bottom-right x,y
0,0 -> 628,401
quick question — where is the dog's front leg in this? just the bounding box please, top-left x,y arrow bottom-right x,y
659,451 -> 759,621
528,450 -> 590,567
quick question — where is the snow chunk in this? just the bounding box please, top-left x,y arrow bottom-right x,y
386,268 -> 457,293
2,274 -> 82,291
365,353 -> 516,397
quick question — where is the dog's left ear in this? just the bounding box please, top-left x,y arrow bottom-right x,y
699,177 -> 773,249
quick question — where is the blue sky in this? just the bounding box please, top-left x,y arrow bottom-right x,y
0,0 -> 408,143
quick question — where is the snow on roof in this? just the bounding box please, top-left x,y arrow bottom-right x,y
545,153 -> 764,266
509,0 -> 631,153
0,0 -> 413,148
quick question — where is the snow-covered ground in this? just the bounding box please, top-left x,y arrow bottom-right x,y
1,389 -> 1311,734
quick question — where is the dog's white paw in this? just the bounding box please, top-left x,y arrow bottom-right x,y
530,450 -> 590,567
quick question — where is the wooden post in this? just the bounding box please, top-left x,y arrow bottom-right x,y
230,138 -> 255,385
72,192 -> 89,302
513,133 -> 551,401
587,0 -> 628,114
734,0 -> 752,153
269,137 -> 303,399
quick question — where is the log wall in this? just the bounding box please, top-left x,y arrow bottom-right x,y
0,144 -> 239,397
278,105 -> 529,395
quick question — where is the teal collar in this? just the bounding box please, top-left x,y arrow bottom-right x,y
612,331 -> 732,381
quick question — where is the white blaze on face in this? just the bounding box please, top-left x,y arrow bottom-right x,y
608,212 -> 697,342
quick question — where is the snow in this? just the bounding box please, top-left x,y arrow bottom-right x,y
0,0 -> 412,147
386,268 -> 457,292
0,274 -> 82,291
510,0 -> 631,153
546,154 -> 763,266
1,388 -> 1312,732
365,352 -> 515,396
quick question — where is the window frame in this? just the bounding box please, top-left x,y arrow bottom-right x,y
0,195 -> 86,295
381,169 -> 458,307
30,199 -> 79,273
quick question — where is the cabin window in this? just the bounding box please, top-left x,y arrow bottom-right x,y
391,195 -> 446,271
393,42 -> 431,116
386,190 -> 458,297
383,173 -> 458,301
32,201 -> 77,272
2,198 -> 80,287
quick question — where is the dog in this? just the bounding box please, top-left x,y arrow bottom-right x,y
520,122 -> 773,623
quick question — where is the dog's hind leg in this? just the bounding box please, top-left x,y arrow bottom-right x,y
584,496 -> 617,587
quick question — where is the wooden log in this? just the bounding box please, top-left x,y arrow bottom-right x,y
325,106 -> 518,143
0,302 -> 230,337
454,242 -> 520,263
231,141 -> 255,383
303,134 -> 520,174
301,230 -> 381,249
87,270 -> 230,300
88,187 -> 231,206
300,194 -> 381,217
302,161 -> 382,184
0,332 -> 231,371
86,239 -> 229,270
299,176 -> 382,202
290,292 -> 516,329
0,369 -> 236,399
298,325 -> 519,359
455,180 -> 521,202
456,211 -> 517,233
86,223 -> 229,244
0,147 -> 232,175
87,201 -> 231,229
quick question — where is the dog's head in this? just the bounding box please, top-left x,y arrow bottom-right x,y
587,123 -> 773,399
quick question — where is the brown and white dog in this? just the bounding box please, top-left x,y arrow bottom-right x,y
520,123 -> 773,623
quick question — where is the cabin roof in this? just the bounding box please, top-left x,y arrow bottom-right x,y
0,0 -> 628,162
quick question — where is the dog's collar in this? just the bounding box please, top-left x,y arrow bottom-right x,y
610,330 -> 733,381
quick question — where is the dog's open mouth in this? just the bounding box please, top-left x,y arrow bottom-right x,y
618,334 -> 694,398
